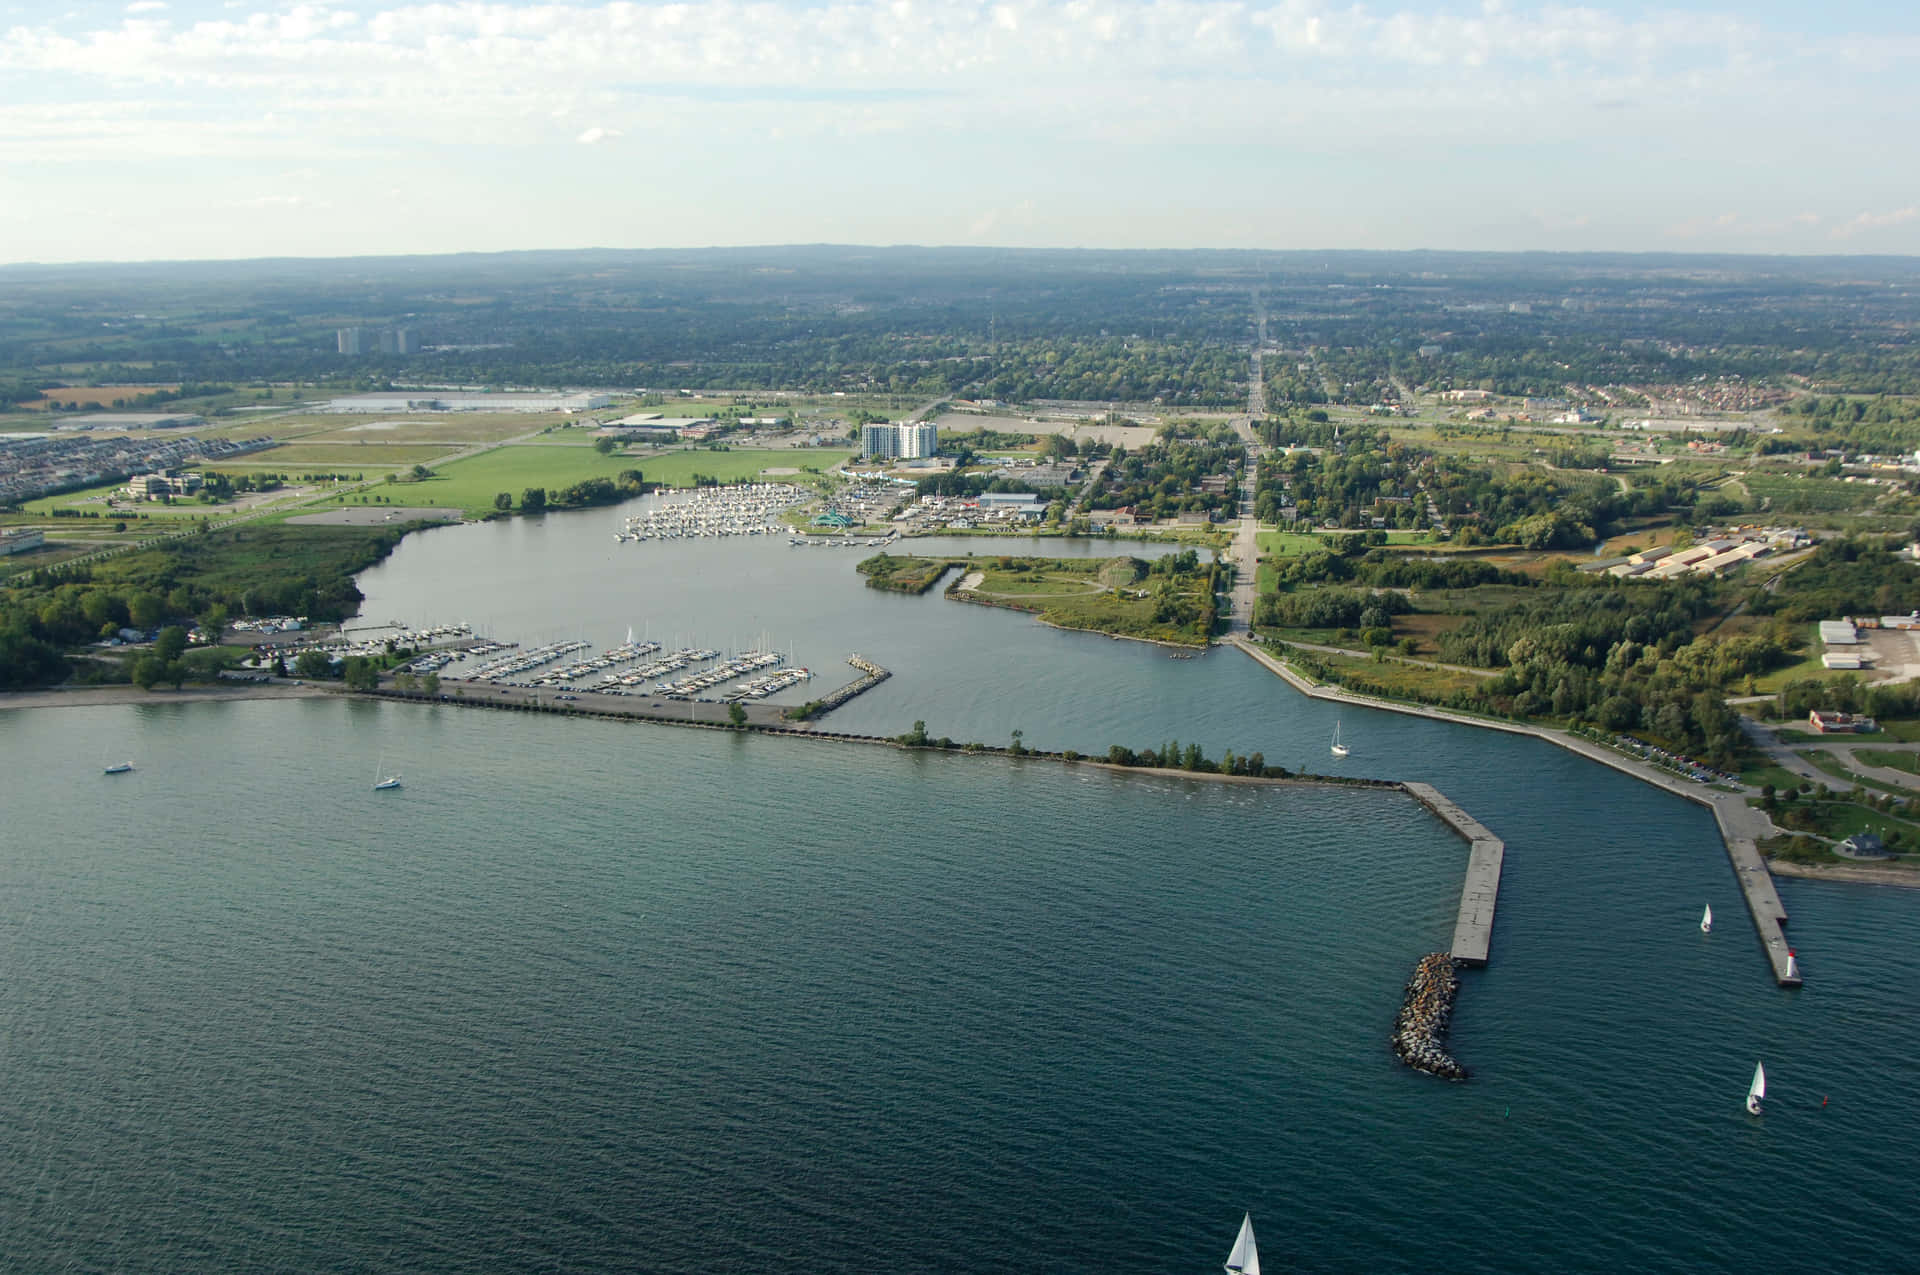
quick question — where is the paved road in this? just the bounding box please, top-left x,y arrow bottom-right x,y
1738,717 -> 1920,790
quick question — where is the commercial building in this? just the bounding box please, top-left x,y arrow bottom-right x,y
336,328 -> 367,355
1809,710 -> 1877,734
125,471 -> 203,499
861,421 -> 938,460
378,328 -> 420,355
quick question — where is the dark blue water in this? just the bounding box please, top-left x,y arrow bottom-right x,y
2,511 -> 1914,1271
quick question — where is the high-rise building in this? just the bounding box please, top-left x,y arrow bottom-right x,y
861,420 -> 938,460
336,327 -> 366,355
379,327 -> 420,355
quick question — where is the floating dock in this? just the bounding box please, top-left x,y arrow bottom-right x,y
1403,782 -> 1506,967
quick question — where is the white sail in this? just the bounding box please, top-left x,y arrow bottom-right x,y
1746,1061 -> 1765,1114
1330,721 -> 1349,757
1225,1212 -> 1260,1275
1701,904 -> 1713,933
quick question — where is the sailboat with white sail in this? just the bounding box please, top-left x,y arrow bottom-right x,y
1330,720 -> 1349,758
372,747 -> 401,792
1700,904 -> 1713,933
1745,1061 -> 1766,1115
1224,1213 -> 1260,1275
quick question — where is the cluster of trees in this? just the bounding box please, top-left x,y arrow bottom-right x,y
1256,420 -> 1702,544
511,472 -> 645,514
0,524 -> 405,688
914,471 -> 1040,498
1256,586 -> 1411,631
1099,739 -> 1289,777
1749,536 -> 1920,622
1086,438 -> 1243,519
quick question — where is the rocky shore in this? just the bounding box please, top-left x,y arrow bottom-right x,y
1392,952 -> 1467,1080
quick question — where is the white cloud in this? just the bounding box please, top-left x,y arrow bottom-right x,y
125,1 -> 168,12
575,126 -> 619,144
1832,207 -> 1918,240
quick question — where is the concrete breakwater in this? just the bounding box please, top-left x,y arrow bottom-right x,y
1234,639 -> 1802,988
1392,952 -> 1467,1080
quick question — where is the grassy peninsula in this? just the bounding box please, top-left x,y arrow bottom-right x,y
861,550 -> 1221,646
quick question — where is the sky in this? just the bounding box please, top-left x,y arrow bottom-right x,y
2,0 -> 1917,263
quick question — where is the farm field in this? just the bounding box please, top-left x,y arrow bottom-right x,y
1743,472 -> 1886,513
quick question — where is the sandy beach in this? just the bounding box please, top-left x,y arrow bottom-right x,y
0,682 -> 333,711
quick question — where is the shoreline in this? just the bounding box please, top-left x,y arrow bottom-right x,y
1768,860 -> 1920,889
0,682 -> 332,711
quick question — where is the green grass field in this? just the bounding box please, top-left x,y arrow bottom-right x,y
1853,749 -> 1920,774
1256,531 -> 1324,556
312,445 -> 853,517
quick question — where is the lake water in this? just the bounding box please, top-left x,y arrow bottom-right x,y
3,501 -> 1914,1272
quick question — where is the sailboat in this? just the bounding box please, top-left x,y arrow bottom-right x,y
1745,1061 -> 1766,1116
1330,720 -> 1349,758
1701,904 -> 1713,934
103,761 -> 134,775
372,747 -> 401,792
1224,1213 -> 1260,1275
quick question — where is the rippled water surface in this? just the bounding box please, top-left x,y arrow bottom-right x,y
2,510 -> 1914,1272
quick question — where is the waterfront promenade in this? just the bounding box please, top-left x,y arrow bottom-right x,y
1233,638 -> 1803,987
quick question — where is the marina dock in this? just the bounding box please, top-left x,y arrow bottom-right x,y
1403,782 -> 1506,967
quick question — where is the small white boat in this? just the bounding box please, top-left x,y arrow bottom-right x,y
1330,721 -> 1349,758
1701,904 -> 1713,934
372,747 -> 401,792
1745,1060 -> 1766,1116
103,761 -> 134,775
1224,1212 -> 1260,1275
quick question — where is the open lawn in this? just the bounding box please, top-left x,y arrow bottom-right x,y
952,554 -> 1214,645
1307,651 -> 1491,701
1854,749 -> 1920,774
1798,750 -> 1911,797
1256,531 -> 1324,556
321,445 -> 852,517
232,444 -> 449,467
1751,628 -> 1836,692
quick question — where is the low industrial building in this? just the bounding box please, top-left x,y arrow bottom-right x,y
1819,620 -> 1861,646
0,527 -> 46,555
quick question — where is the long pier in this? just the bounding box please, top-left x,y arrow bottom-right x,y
1235,639 -> 1803,988
1403,782 -> 1506,967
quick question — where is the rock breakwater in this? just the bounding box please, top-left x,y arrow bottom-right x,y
1392,952 -> 1467,1080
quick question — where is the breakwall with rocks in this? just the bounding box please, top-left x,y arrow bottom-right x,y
1392,952 -> 1467,1080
